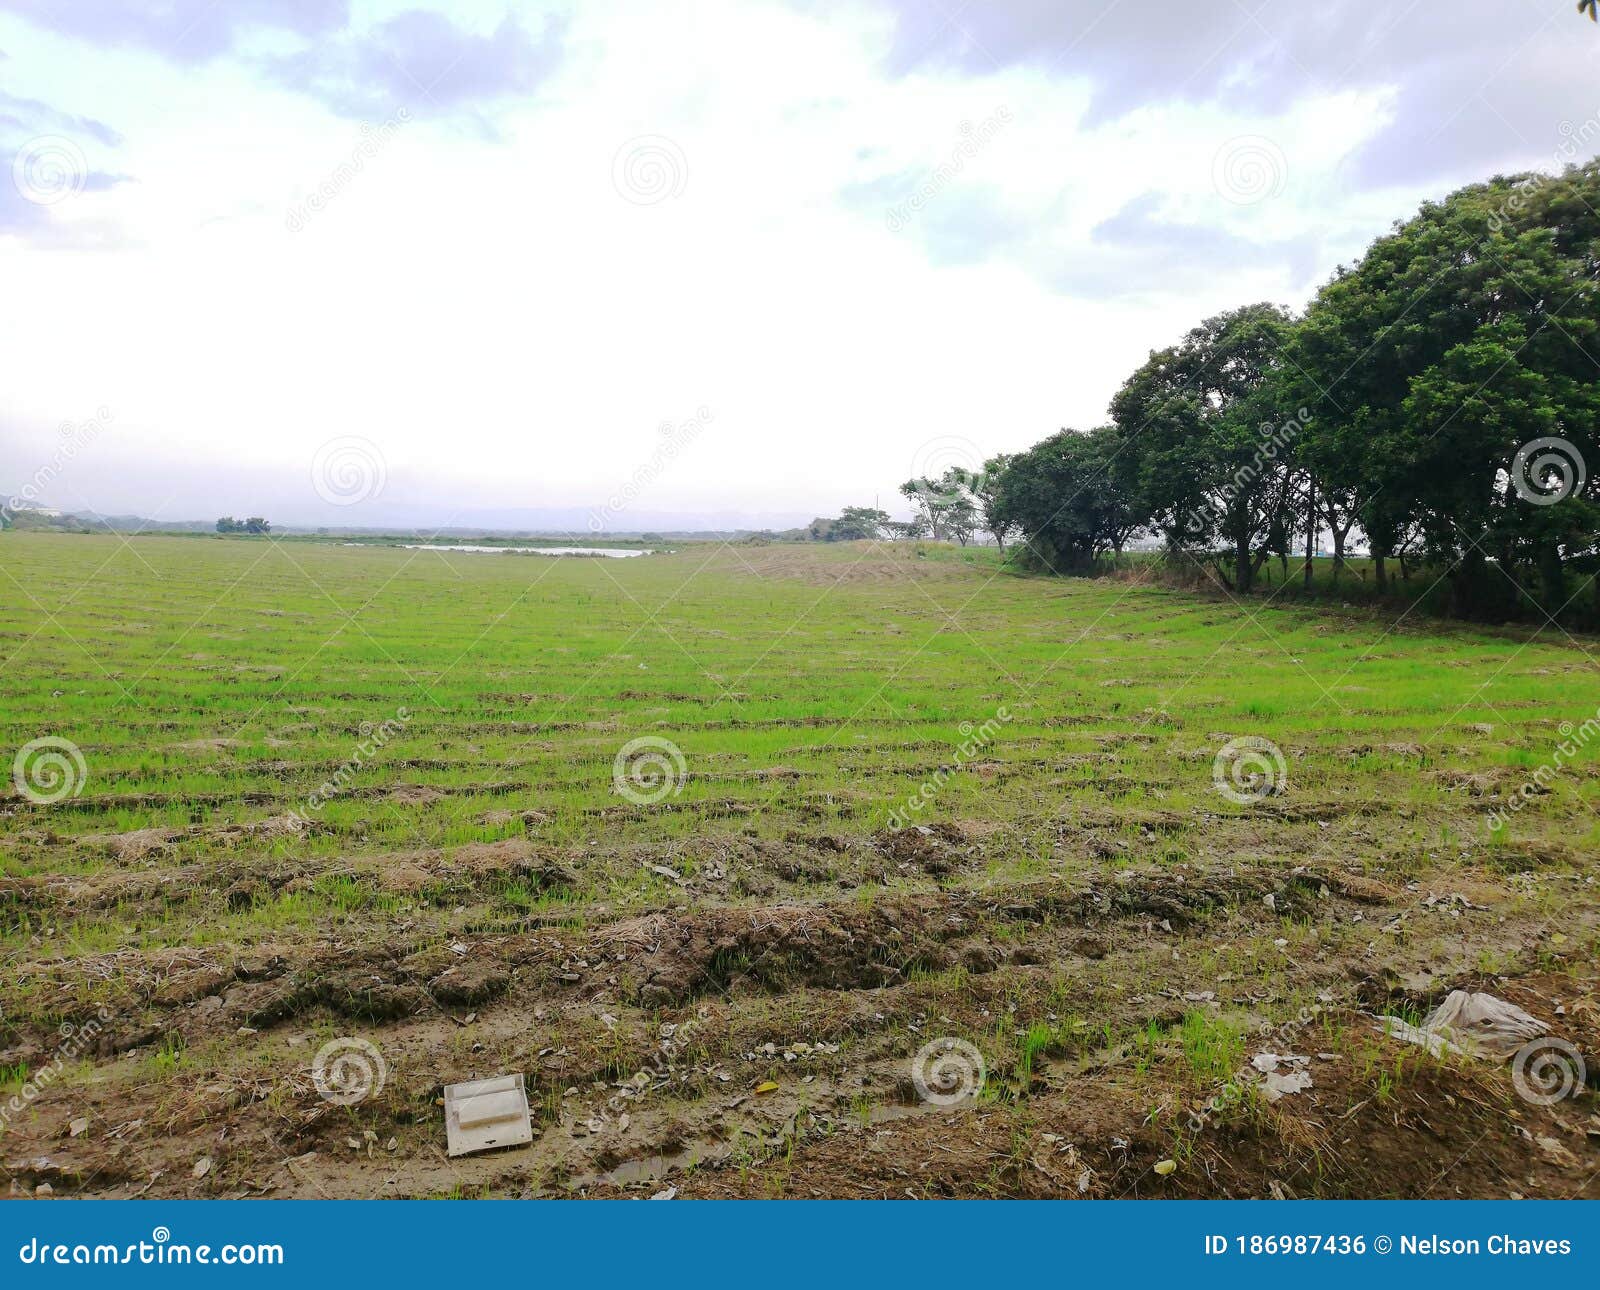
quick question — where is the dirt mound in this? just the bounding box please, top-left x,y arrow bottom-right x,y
87,827 -> 180,861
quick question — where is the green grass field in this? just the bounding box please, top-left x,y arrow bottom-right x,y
1,533 -> 1596,1198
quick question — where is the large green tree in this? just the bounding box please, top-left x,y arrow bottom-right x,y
1111,303 -> 1299,592
991,426 -> 1141,572
1287,163 -> 1600,616
828,506 -> 891,540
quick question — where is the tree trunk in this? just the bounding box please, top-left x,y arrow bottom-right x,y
1331,527 -> 1346,583
1374,552 -> 1387,592
1303,478 -> 1316,589
1235,532 -> 1253,593
1451,546 -> 1490,619
1538,543 -> 1566,615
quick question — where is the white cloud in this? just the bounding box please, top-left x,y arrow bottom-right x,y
0,0 -> 1591,526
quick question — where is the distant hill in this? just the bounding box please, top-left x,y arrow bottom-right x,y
0,502 -> 815,541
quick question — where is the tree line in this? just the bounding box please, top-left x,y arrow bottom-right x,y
819,162 -> 1600,623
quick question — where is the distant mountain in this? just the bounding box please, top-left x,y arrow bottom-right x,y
1,501 -> 819,539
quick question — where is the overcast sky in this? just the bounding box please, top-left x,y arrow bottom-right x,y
1,0 -> 1595,529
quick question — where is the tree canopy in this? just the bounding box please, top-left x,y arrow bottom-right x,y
983,161 -> 1600,624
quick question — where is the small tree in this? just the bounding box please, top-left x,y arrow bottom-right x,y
899,466 -> 981,541
944,493 -> 979,546
965,455 -> 1017,550
829,506 -> 891,540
